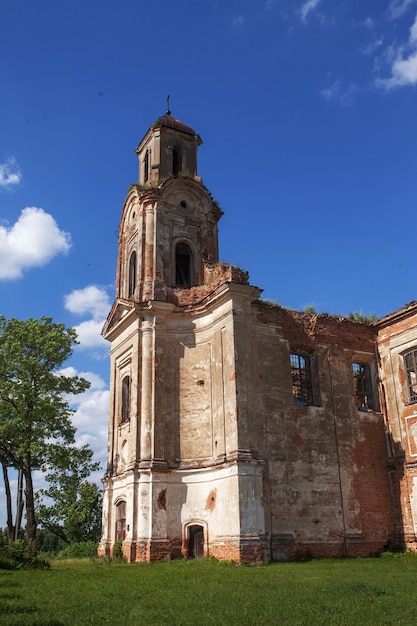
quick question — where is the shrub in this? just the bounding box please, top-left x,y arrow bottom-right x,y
6,538 -> 26,560
348,310 -> 378,324
303,305 -> 316,314
0,555 -> 14,570
18,556 -> 51,570
0,539 -> 51,570
379,549 -> 417,559
37,528 -> 66,555
112,539 -> 124,559
56,541 -> 98,559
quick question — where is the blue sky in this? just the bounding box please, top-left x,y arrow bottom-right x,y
1,0 -> 417,525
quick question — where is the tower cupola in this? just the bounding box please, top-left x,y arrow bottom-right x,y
114,111 -> 224,304
136,110 -> 202,187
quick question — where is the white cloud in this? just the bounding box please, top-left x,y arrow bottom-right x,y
60,367 -> 106,390
72,389 -> 109,455
73,319 -> 108,349
388,0 -> 417,20
0,157 -> 22,189
363,17 -> 375,29
361,36 -> 384,56
264,0 -> 276,11
321,79 -> 341,100
69,371 -> 109,460
59,365 -> 78,378
379,13 -> 417,87
0,207 -> 71,280
64,285 -> 112,350
59,368 -> 109,461
300,0 -> 320,22
233,15 -> 244,28
386,50 -> 417,85
65,285 -> 111,319
411,13 -> 417,42
320,78 -> 357,106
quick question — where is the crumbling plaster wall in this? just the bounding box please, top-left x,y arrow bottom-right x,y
238,303 -> 396,558
116,180 -> 223,304
101,283 -> 267,561
378,304 -> 417,548
101,283 -> 400,562
152,285 -> 266,559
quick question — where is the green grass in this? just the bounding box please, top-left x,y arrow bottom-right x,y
1,557 -> 417,625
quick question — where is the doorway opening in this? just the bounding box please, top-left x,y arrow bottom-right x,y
115,501 -> 126,542
187,524 -> 204,559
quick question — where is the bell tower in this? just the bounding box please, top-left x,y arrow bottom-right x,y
114,110 -> 221,304
99,111 -> 265,565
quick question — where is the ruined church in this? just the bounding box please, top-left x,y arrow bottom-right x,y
98,111 -> 417,563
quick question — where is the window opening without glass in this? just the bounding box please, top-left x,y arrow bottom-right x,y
175,243 -> 192,287
290,352 -> 313,405
144,150 -> 149,182
405,349 -> 417,404
172,147 -> 181,177
352,362 -> 374,410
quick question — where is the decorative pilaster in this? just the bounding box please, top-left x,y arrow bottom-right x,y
140,318 -> 154,465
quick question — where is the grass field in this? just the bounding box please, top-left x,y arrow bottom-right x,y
1,556 -> 417,625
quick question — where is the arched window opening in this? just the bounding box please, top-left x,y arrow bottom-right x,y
187,524 -> 204,559
128,251 -> 137,298
115,501 -> 126,542
121,376 -> 130,422
175,243 -> 192,287
144,149 -> 149,182
172,147 -> 182,177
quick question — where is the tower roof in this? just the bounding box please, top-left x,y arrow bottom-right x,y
153,111 -> 198,137
136,110 -> 203,185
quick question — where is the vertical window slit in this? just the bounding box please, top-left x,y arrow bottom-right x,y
128,251 -> 137,298
121,376 -> 130,422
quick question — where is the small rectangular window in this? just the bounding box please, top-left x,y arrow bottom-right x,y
290,352 -> 314,405
352,362 -> 374,410
404,349 -> 417,404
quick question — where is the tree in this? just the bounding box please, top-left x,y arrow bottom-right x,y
36,444 -> 102,544
0,316 -> 90,544
36,527 -> 65,554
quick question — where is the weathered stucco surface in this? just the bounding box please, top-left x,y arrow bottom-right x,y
98,113 -> 417,563
377,304 -> 417,550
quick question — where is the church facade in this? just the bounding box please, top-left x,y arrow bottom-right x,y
98,111 -> 417,563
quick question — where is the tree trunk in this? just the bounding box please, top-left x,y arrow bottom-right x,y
1,459 -> 15,540
23,458 -> 37,545
15,468 -> 24,540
